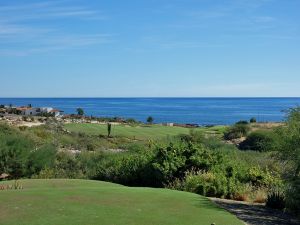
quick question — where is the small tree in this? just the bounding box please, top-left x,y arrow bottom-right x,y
147,116 -> 154,124
250,117 -> 257,123
76,108 -> 84,116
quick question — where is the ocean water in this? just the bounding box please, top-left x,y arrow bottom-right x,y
0,98 -> 299,125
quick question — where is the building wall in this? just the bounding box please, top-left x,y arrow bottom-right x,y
24,109 -> 39,116
40,107 -> 53,113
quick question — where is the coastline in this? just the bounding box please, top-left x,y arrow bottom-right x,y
1,97 -> 299,125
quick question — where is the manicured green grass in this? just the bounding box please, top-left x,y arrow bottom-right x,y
0,179 -> 243,225
65,123 -> 193,139
64,123 -> 226,140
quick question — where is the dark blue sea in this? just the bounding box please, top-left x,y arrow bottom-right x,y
0,98 -> 299,125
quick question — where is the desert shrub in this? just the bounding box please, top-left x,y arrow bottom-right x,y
236,120 -> 249,125
32,127 -> 52,140
202,138 -> 237,151
252,189 -> 267,203
285,178 -> 300,214
117,142 -> 147,153
239,131 -> 277,151
151,143 -> 190,185
76,151 -> 105,178
183,170 -> 227,197
178,134 -> 194,143
34,151 -> 99,179
53,152 -> 83,178
0,125 -> 34,178
165,145 -> 283,201
33,167 -> 56,179
151,142 -> 226,186
92,142 -> 227,188
86,143 -> 96,151
93,150 -> 155,186
0,124 -> 59,178
18,126 -> 27,131
274,107 -> 300,215
266,188 -> 285,210
27,144 -> 57,176
245,166 -> 281,187
175,168 -> 257,200
0,123 -> 16,135
189,147 -> 224,172
250,117 -> 257,123
156,144 -> 236,197
224,124 -> 250,140
178,130 -> 204,143
58,134 -> 77,147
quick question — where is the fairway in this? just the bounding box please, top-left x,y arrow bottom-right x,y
0,179 -> 242,225
64,123 -> 226,140
65,123 -> 194,139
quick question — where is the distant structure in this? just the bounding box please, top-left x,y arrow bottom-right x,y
162,123 -> 174,127
40,107 -> 64,117
16,107 -> 39,116
0,105 -> 64,117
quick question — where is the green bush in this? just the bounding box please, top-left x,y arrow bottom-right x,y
0,125 -> 34,178
285,178 -> 300,214
0,124 -> 59,179
239,131 -> 277,151
151,143 -> 188,185
183,171 -> 228,197
178,130 -> 204,143
47,152 -> 83,178
250,117 -> 257,123
173,168 -> 257,200
224,124 -> 250,140
27,144 -> 57,176
274,107 -> 300,215
151,142 -> 228,186
245,166 -> 281,187
93,151 -> 156,186
236,120 -> 249,125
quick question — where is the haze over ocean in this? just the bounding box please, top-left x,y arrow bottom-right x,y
1,98 -> 299,125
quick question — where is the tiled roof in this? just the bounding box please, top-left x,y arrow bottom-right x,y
50,109 -> 60,112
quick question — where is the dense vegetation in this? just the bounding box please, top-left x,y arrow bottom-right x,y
1,108 -> 300,215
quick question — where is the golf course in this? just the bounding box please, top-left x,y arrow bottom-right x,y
64,123 -> 226,140
0,179 -> 243,225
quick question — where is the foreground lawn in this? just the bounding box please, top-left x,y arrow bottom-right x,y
64,123 -> 226,140
0,179 -> 243,225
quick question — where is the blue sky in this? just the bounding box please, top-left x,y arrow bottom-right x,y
0,0 -> 299,97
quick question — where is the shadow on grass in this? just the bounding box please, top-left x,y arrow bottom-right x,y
193,197 -> 229,212
211,198 -> 299,225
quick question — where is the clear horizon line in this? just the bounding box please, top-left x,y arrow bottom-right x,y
1,96 -> 300,99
